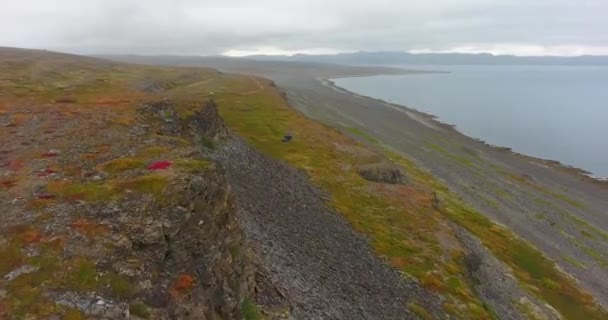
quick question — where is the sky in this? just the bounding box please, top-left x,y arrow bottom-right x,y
1,0 -> 607,56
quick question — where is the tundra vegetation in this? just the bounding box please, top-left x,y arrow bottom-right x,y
0,48 -> 605,319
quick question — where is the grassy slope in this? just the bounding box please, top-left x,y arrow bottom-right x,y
211,75 -> 606,319
0,49 -> 604,319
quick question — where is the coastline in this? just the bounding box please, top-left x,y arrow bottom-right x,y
322,76 -> 608,185
96,54 -> 608,308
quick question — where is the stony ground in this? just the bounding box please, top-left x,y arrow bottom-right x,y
212,138 -> 444,319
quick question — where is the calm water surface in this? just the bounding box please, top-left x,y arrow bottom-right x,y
334,65 -> 608,178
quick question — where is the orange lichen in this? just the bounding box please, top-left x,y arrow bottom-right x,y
421,272 -> 445,292
169,274 -> 196,299
20,228 -> 43,244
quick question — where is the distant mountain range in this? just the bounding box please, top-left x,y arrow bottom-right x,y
242,51 -> 608,66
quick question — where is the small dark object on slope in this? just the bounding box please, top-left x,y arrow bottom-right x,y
281,133 -> 293,143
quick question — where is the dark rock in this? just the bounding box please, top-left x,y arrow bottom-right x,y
139,100 -> 229,144
281,133 -> 293,143
55,292 -> 129,319
358,162 -> 406,184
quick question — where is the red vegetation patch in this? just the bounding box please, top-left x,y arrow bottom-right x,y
169,274 -> 196,299
0,299 -> 9,318
20,228 -> 44,244
148,160 -> 173,170
41,151 -> 59,158
37,168 -> 56,177
1,179 -> 17,189
36,193 -> 57,200
70,219 -> 107,238
54,97 -> 77,104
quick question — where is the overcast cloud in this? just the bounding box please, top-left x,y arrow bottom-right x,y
1,0 -> 606,56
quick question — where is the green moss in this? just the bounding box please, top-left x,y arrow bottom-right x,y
229,244 -> 243,260
47,173 -> 170,203
99,157 -> 145,174
66,258 -> 98,291
580,229 -> 595,239
201,136 -> 217,149
0,242 -> 24,277
346,126 -> 380,144
552,193 -> 586,209
562,255 -> 587,269
507,174 -> 585,209
482,301 -> 500,320
446,277 -> 463,290
427,143 -> 476,168
408,301 -> 432,320
540,278 -> 562,290
175,159 -> 213,173
113,175 -> 168,199
103,273 -> 135,300
568,214 -> 608,242
138,146 -> 170,157
129,302 -> 150,319
63,308 -> 86,320
241,298 -> 263,320
47,181 -> 115,202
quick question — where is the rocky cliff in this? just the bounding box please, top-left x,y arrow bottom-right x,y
0,85 -> 256,318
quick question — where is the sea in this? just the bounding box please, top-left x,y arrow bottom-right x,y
333,65 -> 608,179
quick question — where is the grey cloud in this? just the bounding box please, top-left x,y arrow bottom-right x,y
0,0 -> 606,55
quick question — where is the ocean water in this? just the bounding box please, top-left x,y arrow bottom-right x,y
333,65 -> 608,179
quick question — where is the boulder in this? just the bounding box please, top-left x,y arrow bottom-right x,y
358,162 -> 405,184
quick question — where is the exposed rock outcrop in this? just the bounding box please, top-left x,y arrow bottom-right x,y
127,169 -> 254,319
358,162 -> 406,184
139,99 -> 230,143
0,96 -> 253,319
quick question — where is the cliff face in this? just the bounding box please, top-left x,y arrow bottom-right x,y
139,100 -> 230,143
134,166 -> 254,319
134,101 -> 253,319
